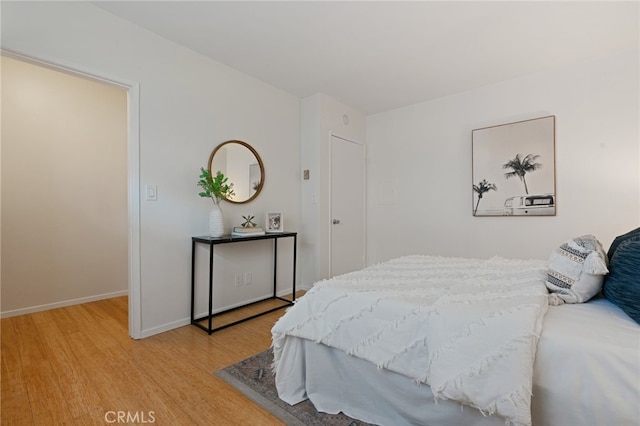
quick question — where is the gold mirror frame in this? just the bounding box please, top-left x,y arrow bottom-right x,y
207,140 -> 265,204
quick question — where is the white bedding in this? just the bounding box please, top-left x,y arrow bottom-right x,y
531,298 -> 640,426
272,256 -> 550,426
275,298 -> 640,426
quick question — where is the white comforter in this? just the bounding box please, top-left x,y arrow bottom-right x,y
272,256 -> 550,426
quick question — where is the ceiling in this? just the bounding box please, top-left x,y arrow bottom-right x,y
93,1 -> 639,115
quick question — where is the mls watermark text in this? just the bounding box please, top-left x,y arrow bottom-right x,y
104,411 -> 156,424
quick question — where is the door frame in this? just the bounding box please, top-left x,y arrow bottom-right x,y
328,133 -> 366,276
1,49 -> 142,339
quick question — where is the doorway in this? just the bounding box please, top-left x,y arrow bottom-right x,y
1,52 -> 141,338
330,135 -> 365,277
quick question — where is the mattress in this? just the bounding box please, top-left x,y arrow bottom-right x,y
275,297 -> 640,425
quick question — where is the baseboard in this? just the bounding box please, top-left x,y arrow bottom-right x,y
298,283 -> 313,291
0,290 -> 128,318
139,317 -> 191,339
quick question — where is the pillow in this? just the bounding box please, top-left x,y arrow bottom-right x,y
602,227 -> 640,324
546,234 -> 609,305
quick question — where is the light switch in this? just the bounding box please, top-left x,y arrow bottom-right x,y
145,184 -> 158,201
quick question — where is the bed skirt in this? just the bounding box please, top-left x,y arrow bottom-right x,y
276,336 -> 503,426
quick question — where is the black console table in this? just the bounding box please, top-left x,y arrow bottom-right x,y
191,232 -> 297,334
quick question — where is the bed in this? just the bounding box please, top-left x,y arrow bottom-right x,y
271,238 -> 640,426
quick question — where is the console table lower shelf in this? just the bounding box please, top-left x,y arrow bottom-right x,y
190,232 -> 297,334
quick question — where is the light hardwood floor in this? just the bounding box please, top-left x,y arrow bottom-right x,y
1,296 -> 297,425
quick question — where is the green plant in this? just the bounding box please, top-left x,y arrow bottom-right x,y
197,167 -> 235,204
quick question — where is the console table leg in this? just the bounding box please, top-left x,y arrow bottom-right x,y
292,234 -> 297,301
208,242 -> 214,334
273,238 -> 278,298
191,240 -> 196,323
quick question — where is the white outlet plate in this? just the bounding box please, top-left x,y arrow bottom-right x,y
243,272 -> 252,286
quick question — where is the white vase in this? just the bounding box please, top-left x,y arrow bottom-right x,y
209,203 -> 224,237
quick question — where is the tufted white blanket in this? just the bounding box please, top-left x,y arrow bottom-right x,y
272,255 -> 549,426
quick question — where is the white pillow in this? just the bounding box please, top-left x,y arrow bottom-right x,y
546,235 -> 609,305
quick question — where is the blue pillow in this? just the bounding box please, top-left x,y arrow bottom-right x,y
602,227 -> 640,324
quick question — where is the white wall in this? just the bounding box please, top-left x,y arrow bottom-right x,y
300,93 -> 366,287
1,56 -> 128,315
1,2 -> 301,336
366,48 -> 639,264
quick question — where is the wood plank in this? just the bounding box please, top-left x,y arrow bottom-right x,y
1,318 -> 35,425
0,295 -> 306,425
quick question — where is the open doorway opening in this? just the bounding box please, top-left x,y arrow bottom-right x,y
1,53 -> 141,338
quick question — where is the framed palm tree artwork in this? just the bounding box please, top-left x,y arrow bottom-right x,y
472,116 -> 556,216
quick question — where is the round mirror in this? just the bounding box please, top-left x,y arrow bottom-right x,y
208,140 -> 264,204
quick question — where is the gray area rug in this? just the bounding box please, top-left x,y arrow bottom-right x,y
215,348 -> 373,426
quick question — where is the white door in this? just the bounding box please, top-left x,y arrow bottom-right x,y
330,135 -> 365,277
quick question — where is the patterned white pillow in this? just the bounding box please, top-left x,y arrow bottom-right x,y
546,235 -> 609,305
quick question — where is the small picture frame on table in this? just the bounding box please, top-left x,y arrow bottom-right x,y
266,212 -> 283,233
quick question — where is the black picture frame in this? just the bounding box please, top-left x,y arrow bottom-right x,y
472,116 -> 556,216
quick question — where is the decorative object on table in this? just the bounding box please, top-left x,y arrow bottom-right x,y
232,226 -> 265,237
241,215 -> 257,228
197,167 -> 235,237
266,212 -> 283,233
472,115 -> 556,217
